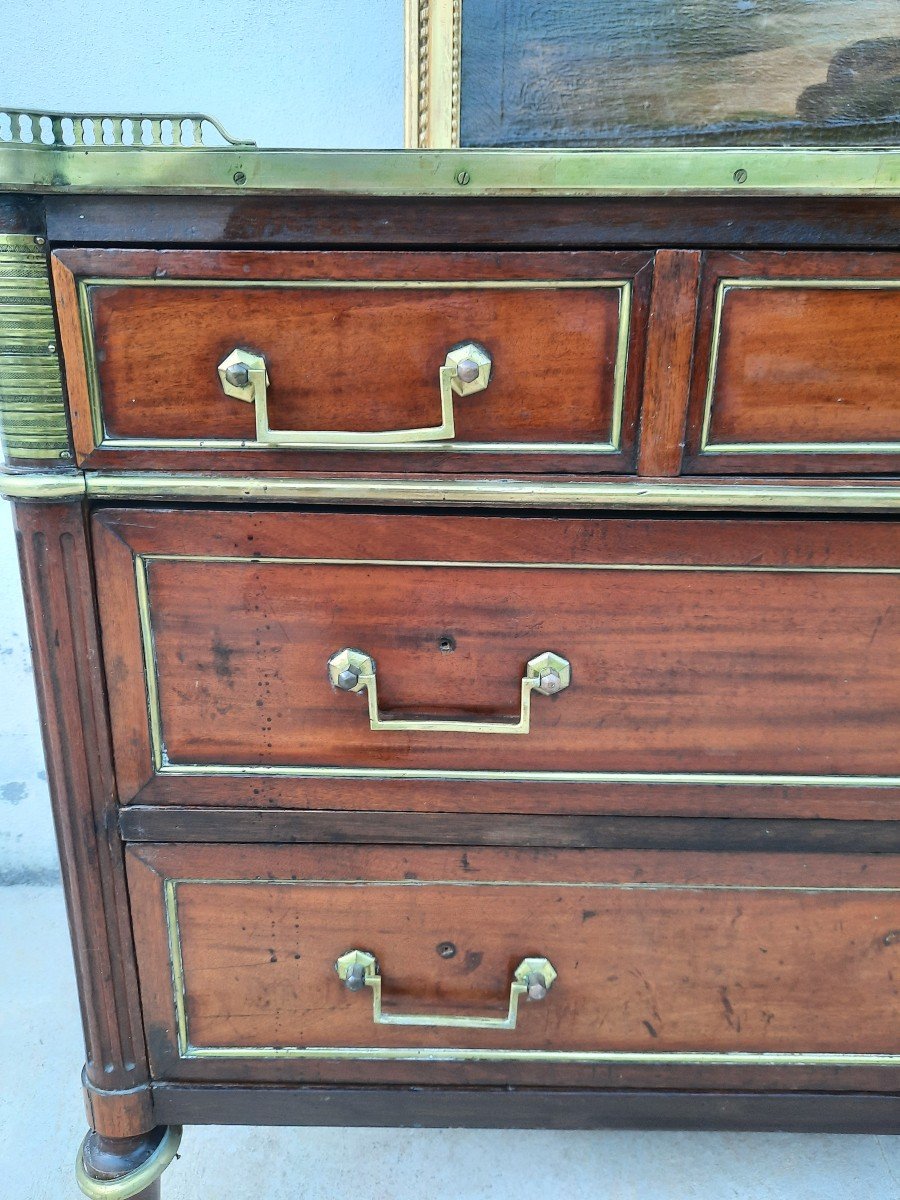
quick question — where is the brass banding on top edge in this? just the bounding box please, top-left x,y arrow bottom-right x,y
1,144 -> 899,195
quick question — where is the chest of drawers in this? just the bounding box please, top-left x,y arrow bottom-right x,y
1,121 -> 899,1197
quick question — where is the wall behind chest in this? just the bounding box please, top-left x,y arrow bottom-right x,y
0,0 -> 403,880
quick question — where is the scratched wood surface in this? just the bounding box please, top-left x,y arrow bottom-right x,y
92,509 -> 900,817
126,843 -> 900,1081
460,1 -> 900,147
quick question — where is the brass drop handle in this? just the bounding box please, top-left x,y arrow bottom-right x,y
335,950 -> 558,1030
217,341 -> 491,447
327,648 -> 571,736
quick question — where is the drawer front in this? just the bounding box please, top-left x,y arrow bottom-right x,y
53,249 -> 651,474
93,509 -> 900,819
126,843 -> 900,1089
684,252 -> 900,475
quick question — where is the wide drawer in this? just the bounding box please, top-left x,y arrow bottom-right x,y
126,843 -> 900,1090
683,252 -> 900,475
93,509 -> 900,819
52,248 -> 651,474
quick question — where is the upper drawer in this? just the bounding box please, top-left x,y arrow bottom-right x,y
683,252 -> 900,476
92,508 -> 900,821
52,249 -> 652,474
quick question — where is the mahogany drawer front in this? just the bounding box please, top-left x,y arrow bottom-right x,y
683,251 -> 900,476
93,509 -> 900,820
126,842 -> 900,1089
52,248 -> 651,474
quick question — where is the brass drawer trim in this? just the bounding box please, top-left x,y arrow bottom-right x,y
700,278 -> 900,457
5,470 -> 900,511
163,877 -> 900,1067
76,276 -> 632,456
135,552 -> 900,792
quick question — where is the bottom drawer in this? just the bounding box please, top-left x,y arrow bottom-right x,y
127,844 -> 900,1091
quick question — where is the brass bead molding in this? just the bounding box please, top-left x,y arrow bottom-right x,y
4,468 -> 900,512
0,235 -> 70,461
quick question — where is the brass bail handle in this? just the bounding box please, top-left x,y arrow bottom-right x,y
217,341 -> 492,447
335,950 -> 558,1030
327,648 -> 571,736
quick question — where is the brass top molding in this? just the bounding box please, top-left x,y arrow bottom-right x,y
0,137 -> 897,196
4,468 -> 900,512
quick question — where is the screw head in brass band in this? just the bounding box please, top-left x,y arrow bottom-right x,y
526,652 -> 571,695
445,341 -> 492,397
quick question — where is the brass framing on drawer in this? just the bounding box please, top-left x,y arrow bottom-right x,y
700,278 -> 900,456
77,277 -> 631,455
0,235 -> 70,461
135,552 -> 900,790
163,878 -> 900,1067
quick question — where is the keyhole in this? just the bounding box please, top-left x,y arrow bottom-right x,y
438,636 -> 456,654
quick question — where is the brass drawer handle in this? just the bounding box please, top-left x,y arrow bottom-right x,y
217,342 -> 491,447
327,648 -> 571,735
335,950 -> 557,1029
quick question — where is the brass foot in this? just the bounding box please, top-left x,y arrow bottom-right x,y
76,1125 -> 182,1200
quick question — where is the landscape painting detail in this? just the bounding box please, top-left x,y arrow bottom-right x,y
460,0 -> 900,146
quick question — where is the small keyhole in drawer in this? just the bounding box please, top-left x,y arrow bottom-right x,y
436,941 -> 457,959
438,636 -> 456,654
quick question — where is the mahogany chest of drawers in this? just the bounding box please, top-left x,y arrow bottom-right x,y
1,121 -> 898,1197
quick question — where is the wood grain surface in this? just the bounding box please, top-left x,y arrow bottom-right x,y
52,248 -> 651,475
126,843 -> 900,1085
12,502 -> 153,1138
92,509 -> 900,817
684,251 -> 900,475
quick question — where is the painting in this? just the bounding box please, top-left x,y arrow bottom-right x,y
406,0 -> 900,148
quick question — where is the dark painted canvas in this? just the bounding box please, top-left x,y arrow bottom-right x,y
461,0 -> 900,146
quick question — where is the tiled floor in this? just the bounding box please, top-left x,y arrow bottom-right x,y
2,884 -> 897,1200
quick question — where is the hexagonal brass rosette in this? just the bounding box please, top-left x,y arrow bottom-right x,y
217,347 -> 268,402
445,341 -> 491,396
525,651 -> 571,696
328,648 -> 375,693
